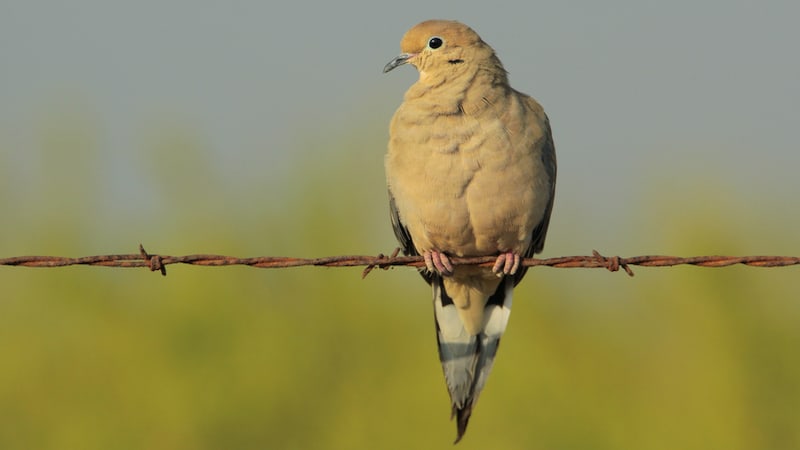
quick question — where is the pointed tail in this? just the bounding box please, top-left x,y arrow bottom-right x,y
433,275 -> 513,443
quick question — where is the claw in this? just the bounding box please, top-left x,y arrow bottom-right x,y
423,250 -> 454,276
492,252 -> 520,275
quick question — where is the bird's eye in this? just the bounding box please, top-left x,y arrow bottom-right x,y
427,36 -> 443,50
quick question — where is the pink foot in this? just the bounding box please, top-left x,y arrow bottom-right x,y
423,250 -> 454,276
492,252 -> 521,275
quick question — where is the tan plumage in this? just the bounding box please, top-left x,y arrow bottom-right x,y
384,20 -> 556,442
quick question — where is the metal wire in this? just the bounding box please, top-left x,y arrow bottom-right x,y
1,245 -> 798,278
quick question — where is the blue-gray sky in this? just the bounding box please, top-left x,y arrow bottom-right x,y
2,0 -> 799,254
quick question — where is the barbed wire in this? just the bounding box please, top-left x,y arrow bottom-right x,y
1,245 -> 799,278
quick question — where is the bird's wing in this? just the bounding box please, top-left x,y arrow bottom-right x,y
389,190 -> 434,284
515,109 -> 557,286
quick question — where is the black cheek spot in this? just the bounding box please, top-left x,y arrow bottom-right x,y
448,59 -> 465,65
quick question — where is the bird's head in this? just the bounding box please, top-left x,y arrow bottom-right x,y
383,20 -> 498,82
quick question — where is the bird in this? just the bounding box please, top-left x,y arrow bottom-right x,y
383,20 -> 557,443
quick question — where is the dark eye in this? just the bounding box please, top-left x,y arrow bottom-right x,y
428,36 -> 443,49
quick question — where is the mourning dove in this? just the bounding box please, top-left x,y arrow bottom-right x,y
383,20 -> 557,442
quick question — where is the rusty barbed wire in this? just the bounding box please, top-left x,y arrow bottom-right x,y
1,245 -> 799,278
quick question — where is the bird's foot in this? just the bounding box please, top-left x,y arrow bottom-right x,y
423,250 -> 454,276
492,252 -> 521,276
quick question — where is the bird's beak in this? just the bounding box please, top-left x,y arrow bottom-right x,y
383,53 -> 414,73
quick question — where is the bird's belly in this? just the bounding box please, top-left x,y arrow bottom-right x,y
394,155 -> 543,257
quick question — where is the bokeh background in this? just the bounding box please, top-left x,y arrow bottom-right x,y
2,1 -> 799,449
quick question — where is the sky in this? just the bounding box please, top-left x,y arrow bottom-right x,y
2,0 -> 799,254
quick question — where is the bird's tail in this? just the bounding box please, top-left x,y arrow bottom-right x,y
433,275 -> 513,443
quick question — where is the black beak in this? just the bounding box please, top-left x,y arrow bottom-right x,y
383,53 -> 413,73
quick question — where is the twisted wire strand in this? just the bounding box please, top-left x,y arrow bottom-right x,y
1,245 -> 798,278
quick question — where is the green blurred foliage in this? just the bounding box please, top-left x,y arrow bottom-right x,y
1,107 -> 799,450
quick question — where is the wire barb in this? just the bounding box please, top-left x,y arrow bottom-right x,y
361,247 -> 402,279
593,250 -> 635,277
139,244 -> 166,276
2,246 -> 800,274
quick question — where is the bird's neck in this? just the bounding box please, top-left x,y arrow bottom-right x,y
406,65 -> 509,116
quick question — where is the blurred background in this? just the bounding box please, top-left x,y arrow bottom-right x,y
2,1 -> 799,449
